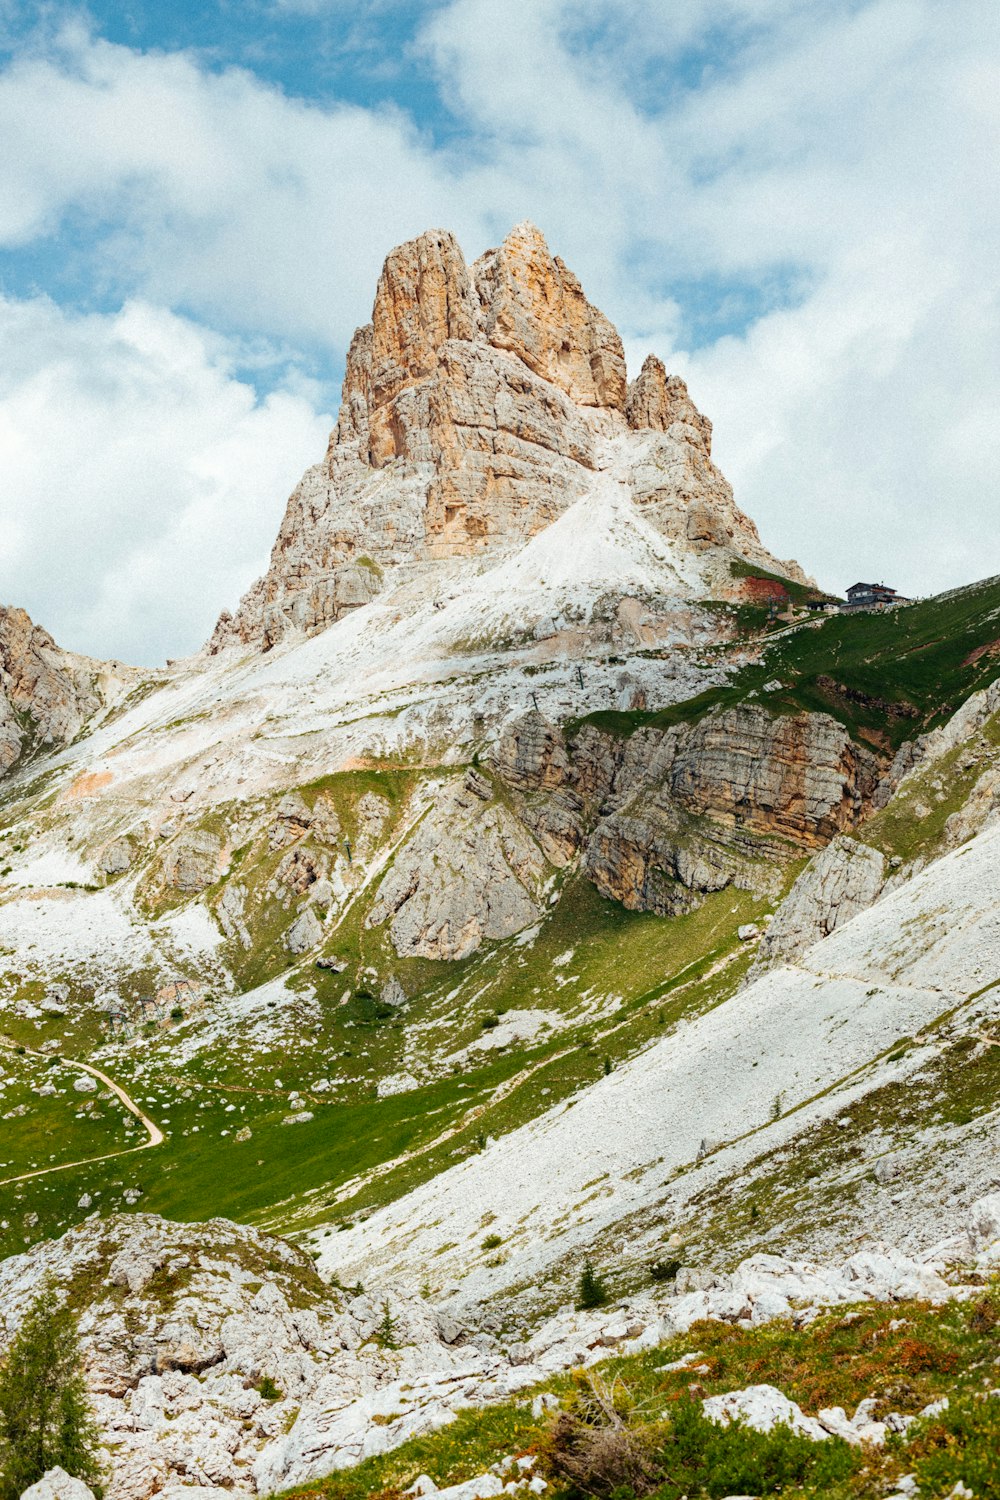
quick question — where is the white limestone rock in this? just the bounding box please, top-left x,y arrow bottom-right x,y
366,789 -> 546,960
702,1383 -> 829,1441
967,1193 -> 1000,1259
285,907 -> 324,956
20,1469 -> 96,1500
752,835 -> 886,973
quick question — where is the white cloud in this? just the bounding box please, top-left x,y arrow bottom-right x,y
0,295 -> 332,664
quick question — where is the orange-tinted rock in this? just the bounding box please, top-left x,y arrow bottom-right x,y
474,222 -> 627,410
0,605 -> 104,776
626,355 -> 712,452
209,222 -> 808,652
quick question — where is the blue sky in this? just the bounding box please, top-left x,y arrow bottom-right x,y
1,0 -> 998,662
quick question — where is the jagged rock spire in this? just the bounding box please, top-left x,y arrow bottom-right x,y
209,222 -> 804,653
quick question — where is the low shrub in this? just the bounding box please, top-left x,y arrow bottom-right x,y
909,1392 -> 1000,1499
537,1375 -> 858,1500
649,1258 -> 682,1284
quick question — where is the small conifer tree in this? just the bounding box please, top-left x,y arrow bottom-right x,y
0,1284 -> 102,1500
576,1259 -> 609,1310
375,1298 -> 399,1349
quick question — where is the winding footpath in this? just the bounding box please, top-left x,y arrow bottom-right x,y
0,1040 -> 164,1188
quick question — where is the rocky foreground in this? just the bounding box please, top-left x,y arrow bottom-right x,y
3,1200 -> 1000,1500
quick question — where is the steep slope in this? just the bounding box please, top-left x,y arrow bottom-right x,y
3,223 -> 1000,1314
3,1201 -> 994,1500
311,772 -> 1000,1317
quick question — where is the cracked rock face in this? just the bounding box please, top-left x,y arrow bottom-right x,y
161,828 -> 227,893
0,605 -> 103,778
209,222 -> 804,653
751,834 -> 887,973
365,784 -> 546,959
486,706 -> 882,917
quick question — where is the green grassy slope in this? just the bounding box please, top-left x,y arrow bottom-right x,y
0,872 -> 787,1260
578,574 -> 1000,752
4,575 -> 999,1264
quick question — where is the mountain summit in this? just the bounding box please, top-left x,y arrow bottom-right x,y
210,222 -> 805,651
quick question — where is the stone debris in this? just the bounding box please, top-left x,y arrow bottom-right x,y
703,1383 -> 830,1442
2,1206 -> 993,1500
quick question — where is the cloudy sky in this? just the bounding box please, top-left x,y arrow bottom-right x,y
1,0 -> 998,664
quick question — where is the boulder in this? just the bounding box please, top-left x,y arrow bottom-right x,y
702,1384 -> 828,1441
376,1073 -> 419,1098
285,907 -> 324,956
967,1193 -> 1000,1256
98,836 -> 135,876
20,1468 -> 96,1500
162,828 -> 225,892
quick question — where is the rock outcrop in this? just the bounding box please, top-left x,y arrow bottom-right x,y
20,1471 -> 97,1500
209,223 -> 804,652
0,605 -> 104,776
366,783 -> 546,959
2,1206 -> 991,1500
750,834 -> 887,973
488,706 -> 882,917
625,355 -> 712,449
0,1215 -> 492,1500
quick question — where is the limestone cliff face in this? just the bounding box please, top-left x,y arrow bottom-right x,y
488,706 -> 881,919
210,222 -> 804,652
750,834 -> 887,974
365,778 -> 547,961
0,605 -> 104,776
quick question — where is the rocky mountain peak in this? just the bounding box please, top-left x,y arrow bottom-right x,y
472,220 -> 627,409
0,604 -> 112,777
210,223 -> 804,653
626,354 -> 713,452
